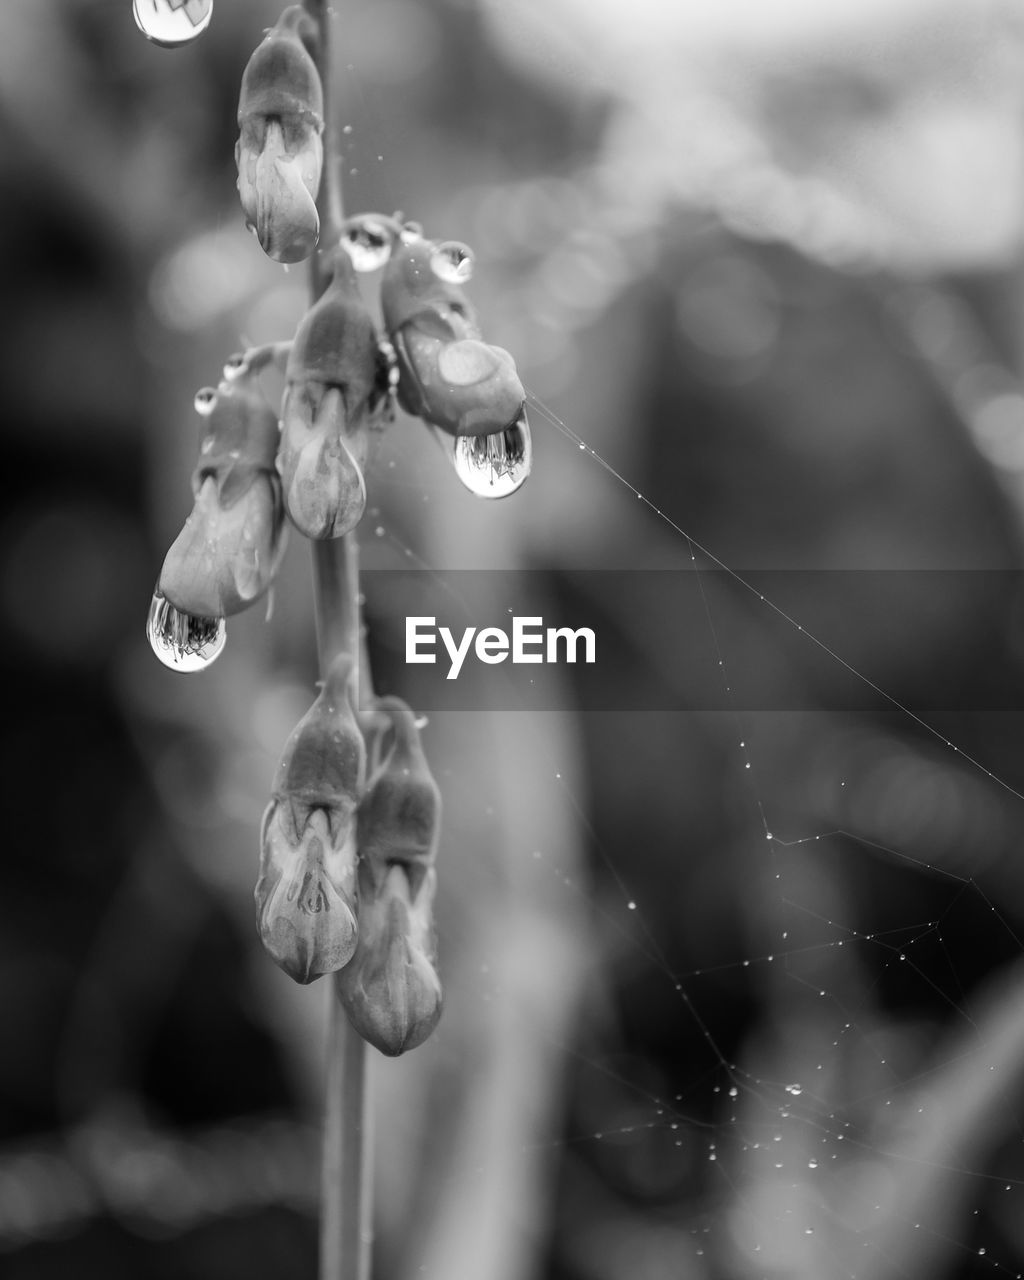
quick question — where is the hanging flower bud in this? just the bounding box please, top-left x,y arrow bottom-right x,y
336,697 -> 441,1054
256,655 -> 366,984
359,697 -> 440,892
236,6 -> 324,264
156,377 -> 287,621
279,252 -> 389,539
381,237 -> 526,438
338,861 -> 443,1056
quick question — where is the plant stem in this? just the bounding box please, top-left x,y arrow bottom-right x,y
303,3 -> 372,1279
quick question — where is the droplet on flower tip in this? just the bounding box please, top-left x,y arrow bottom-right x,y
133,0 -> 213,47
451,407 -> 531,498
340,219 -> 393,273
194,387 -> 218,415
147,590 -> 226,671
223,352 -> 248,380
430,240 -> 474,284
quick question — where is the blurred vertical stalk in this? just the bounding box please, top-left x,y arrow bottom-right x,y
302,3 -> 372,1278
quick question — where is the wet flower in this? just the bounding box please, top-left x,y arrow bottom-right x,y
256,654 -> 366,984
381,237 -> 526,438
236,6 -> 324,263
279,251 -> 391,539
156,376 -> 287,621
338,861 -> 442,1056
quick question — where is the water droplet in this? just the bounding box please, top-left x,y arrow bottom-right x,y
785,1083 -> 803,1096
147,591 -> 226,671
223,352 -> 248,380
133,0 -> 213,47
414,714 -> 429,730
452,409 -> 532,498
340,219 -> 393,272
728,1086 -> 738,1098
808,1158 -> 818,1169
342,124 -> 353,135
627,901 -> 636,910
194,387 -> 217,415
431,240 -> 474,284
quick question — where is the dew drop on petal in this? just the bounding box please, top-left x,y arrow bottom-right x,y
431,240 -> 474,284
133,0 -> 213,47
452,408 -> 531,499
194,387 -> 218,415
223,352 -> 248,380
147,591 -> 226,672
340,219 -> 392,272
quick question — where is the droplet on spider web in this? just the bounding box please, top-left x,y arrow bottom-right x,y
147,590 -> 226,671
430,241 -> 474,284
452,409 -> 532,498
133,0 -> 213,47
340,219 -> 392,272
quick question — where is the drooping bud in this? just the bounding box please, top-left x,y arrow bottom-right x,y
255,655 -> 366,984
338,862 -> 443,1056
156,376 -> 287,621
359,697 -> 440,892
279,252 -> 390,539
336,697 -> 442,1054
381,237 -> 526,438
236,6 -> 324,264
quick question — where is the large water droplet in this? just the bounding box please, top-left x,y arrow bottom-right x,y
340,219 -> 392,272
451,409 -> 531,498
133,0 -> 213,47
147,590 -> 226,671
431,240 -> 474,284
194,386 -> 217,415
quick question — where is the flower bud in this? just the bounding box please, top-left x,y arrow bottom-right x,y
255,654 -> 366,984
381,237 -> 525,437
236,6 -> 324,264
359,697 -> 440,892
158,378 -> 286,619
279,253 -> 387,539
338,862 -> 442,1056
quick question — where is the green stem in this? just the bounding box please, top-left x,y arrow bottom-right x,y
303,4 -> 372,1280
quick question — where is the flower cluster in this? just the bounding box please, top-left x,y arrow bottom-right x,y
144,0 -> 532,1056
255,663 -> 442,1054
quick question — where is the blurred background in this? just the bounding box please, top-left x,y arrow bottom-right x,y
6,0 -> 1024,1276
